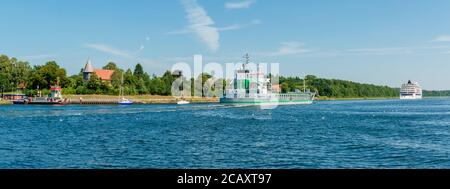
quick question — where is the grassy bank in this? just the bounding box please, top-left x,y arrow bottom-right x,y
315,96 -> 398,101
65,95 -> 397,104
63,94 -> 218,104
0,99 -> 13,105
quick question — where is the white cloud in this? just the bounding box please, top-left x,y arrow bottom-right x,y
346,47 -> 414,55
85,43 -> 133,58
181,0 -> 220,52
345,45 -> 450,56
167,29 -> 191,35
257,41 -> 312,56
218,19 -> 261,31
225,0 -> 255,9
170,19 -> 261,34
432,35 -> 450,42
218,24 -> 242,31
135,45 -> 145,55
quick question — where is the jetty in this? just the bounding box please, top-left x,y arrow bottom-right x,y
64,95 -> 218,105
70,98 -> 126,105
3,93 -> 219,105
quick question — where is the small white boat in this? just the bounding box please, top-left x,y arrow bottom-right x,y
118,72 -> 133,105
118,97 -> 133,105
177,100 -> 190,105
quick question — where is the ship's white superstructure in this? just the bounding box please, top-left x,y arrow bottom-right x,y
400,80 -> 422,100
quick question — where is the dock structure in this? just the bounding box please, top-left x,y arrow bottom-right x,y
70,98 -> 121,105
7,95 -> 218,105
67,97 -> 217,105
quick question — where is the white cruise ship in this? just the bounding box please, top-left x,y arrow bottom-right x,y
400,80 -> 422,100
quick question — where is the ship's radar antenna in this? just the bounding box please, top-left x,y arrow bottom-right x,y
244,53 -> 250,64
243,53 -> 250,70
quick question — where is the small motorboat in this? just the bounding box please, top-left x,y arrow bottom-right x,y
12,98 -> 28,104
177,100 -> 190,105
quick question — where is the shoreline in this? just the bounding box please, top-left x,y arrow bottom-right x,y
0,100 -> 13,105
64,95 -> 219,104
60,95 -> 404,103
2,95 -> 449,106
315,97 -> 399,101
316,96 -> 449,101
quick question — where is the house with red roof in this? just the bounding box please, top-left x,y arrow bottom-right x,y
83,59 -> 115,82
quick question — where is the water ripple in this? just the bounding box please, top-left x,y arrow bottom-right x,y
0,98 -> 450,168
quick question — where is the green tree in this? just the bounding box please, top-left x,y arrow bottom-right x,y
161,71 -> 176,95
279,75 -> 399,98
132,63 -> 150,94
0,55 -> 13,91
86,74 -> 101,91
191,73 -> 212,97
28,61 -> 69,90
124,69 -> 137,95
103,62 -> 118,70
0,55 -> 31,92
133,63 -> 145,79
11,60 -> 32,89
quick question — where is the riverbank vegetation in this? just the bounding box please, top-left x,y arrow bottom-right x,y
423,90 -> 450,97
1,54 -> 449,98
279,75 -> 399,98
0,98 -> 12,105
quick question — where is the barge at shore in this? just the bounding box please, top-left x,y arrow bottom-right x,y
13,85 -> 69,105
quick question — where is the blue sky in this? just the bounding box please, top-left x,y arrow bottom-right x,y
1,0 -> 450,90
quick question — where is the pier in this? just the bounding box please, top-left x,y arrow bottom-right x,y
70,98 -> 123,105
61,95 -> 219,105
66,96 -> 218,105
1,94 -> 219,105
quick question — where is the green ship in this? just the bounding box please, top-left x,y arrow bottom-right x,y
220,54 -> 316,106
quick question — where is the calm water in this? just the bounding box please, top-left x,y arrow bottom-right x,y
1,98 -> 449,168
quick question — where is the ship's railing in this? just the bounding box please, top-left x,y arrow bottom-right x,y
272,92 -> 315,100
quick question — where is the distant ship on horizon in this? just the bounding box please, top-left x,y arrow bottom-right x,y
400,80 -> 422,100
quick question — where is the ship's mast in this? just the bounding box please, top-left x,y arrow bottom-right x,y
120,72 -> 124,99
243,53 -> 250,97
303,75 -> 306,93
243,53 -> 250,70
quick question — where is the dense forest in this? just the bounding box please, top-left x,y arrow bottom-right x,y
1,54 -> 449,98
279,75 -> 399,98
423,90 -> 450,97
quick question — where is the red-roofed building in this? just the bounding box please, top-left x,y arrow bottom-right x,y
83,59 -> 115,82
94,70 -> 114,81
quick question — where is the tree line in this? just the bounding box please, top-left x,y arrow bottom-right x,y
423,90 -> 450,97
1,54 -> 449,97
0,54 -> 212,97
279,75 -> 400,98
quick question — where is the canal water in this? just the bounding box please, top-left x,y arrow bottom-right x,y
0,98 -> 449,168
